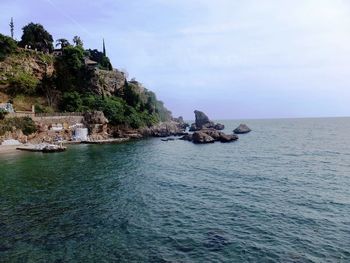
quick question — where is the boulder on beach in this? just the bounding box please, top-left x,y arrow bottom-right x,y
233,124 -> 251,134
192,131 -> 215,144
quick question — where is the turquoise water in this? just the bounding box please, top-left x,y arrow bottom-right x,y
1,118 -> 350,262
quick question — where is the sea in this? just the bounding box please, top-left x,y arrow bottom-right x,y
0,118 -> 350,263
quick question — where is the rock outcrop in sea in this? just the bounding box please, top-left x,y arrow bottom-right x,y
233,124 -> 251,134
140,121 -> 187,137
181,110 -> 239,144
189,110 -> 225,131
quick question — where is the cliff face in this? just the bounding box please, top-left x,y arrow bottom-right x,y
88,68 -> 126,96
0,49 -> 54,85
0,49 -> 174,129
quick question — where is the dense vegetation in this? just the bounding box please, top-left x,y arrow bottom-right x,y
0,34 -> 17,61
0,21 -> 172,129
0,117 -> 37,136
19,23 -> 54,52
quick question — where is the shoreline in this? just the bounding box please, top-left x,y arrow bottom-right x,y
0,145 -> 21,154
0,138 -> 132,155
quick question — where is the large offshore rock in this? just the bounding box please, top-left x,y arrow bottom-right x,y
194,110 -> 214,129
192,131 -> 215,144
140,121 -> 186,137
219,133 -> 238,143
233,124 -> 251,134
200,129 -> 222,140
192,110 -> 224,131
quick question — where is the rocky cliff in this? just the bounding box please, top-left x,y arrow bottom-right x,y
88,68 -> 126,96
0,49 -> 54,84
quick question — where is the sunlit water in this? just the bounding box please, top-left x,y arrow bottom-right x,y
1,118 -> 350,262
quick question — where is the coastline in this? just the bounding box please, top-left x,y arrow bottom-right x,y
0,145 -> 20,154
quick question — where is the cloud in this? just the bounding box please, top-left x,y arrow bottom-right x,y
0,0 -> 349,118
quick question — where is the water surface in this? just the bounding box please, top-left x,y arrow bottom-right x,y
1,118 -> 350,262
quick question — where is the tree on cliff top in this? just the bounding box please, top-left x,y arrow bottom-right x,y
55,46 -> 86,92
0,33 -> 17,61
73,36 -> 83,47
19,23 -> 54,52
56,38 -> 71,49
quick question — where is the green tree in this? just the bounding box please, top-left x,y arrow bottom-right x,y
60,91 -> 83,112
55,38 -> 71,49
86,49 -> 112,70
123,82 -> 141,108
73,36 -> 83,47
0,109 -> 8,120
55,46 -> 86,91
19,23 -> 54,52
8,72 -> 39,95
0,33 -> 17,61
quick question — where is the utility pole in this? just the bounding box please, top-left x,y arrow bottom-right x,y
9,17 -> 14,39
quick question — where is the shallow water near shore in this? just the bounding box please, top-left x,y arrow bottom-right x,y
1,118 -> 350,262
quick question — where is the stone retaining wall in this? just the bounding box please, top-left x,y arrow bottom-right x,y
32,116 -> 85,125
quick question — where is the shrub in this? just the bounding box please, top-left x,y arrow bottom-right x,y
0,33 -> 17,61
0,109 -> 8,120
0,117 -> 37,136
8,72 -> 39,95
60,91 -> 83,112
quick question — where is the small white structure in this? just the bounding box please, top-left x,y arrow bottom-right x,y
0,103 -> 14,113
74,128 -> 88,141
51,123 -> 63,131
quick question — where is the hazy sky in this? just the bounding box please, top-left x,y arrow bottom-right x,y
1,0 -> 350,119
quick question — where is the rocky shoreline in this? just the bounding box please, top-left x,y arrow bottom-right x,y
0,109 -> 251,150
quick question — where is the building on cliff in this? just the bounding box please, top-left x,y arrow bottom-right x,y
84,57 -> 98,69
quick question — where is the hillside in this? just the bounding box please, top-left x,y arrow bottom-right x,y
0,33 -> 173,129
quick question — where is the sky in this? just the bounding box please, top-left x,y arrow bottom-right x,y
0,0 -> 350,119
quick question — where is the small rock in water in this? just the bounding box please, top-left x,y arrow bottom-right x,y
234,124 -> 251,134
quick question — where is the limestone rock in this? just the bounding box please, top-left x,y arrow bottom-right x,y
88,68 -> 126,96
192,131 -> 215,144
219,133 -> 238,143
191,110 -> 224,131
189,123 -> 197,132
179,133 -> 192,141
214,123 -> 225,130
84,111 -> 109,125
194,110 -> 214,129
234,124 -> 251,134
141,121 -> 186,137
